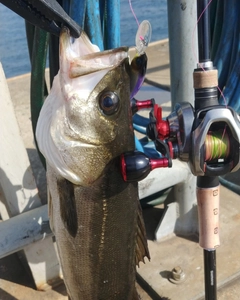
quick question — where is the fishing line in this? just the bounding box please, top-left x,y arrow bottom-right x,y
205,130 -> 230,161
128,0 -> 140,27
128,0 -> 147,48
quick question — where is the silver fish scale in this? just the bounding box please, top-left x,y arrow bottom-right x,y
48,160 -> 140,300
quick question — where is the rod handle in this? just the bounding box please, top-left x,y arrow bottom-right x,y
197,185 -> 220,250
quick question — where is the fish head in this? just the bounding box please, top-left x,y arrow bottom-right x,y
36,28 -> 147,186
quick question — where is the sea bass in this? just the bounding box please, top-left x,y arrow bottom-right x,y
36,27 -> 149,300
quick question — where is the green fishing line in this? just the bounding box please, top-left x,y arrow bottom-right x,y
205,130 -> 230,161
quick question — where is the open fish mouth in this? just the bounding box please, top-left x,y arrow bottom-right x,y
60,27 -> 129,78
69,46 -> 130,78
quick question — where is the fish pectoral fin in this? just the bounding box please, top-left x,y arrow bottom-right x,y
135,201 -> 150,267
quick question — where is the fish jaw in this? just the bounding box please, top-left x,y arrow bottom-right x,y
59,27 -> 129,102
36,28 -> 135,186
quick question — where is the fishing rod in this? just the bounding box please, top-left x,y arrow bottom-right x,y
121,1 -> 240,299
194,1 -> 220,298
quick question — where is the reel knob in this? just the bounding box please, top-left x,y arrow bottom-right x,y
121,151 -> 169,182
131,98 -> 155,115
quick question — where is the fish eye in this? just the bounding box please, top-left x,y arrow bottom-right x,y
99,92 -> 120,115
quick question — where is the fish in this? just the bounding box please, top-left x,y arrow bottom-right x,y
36,27 -> 149,300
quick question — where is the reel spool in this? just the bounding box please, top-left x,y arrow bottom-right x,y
204,130 -> 230,162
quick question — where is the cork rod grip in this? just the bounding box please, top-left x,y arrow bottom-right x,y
193,69 -> 218,89
197,185 -> 220,250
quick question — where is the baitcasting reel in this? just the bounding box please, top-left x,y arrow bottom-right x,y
121,99 -> 240,182
147,102 -> 240,177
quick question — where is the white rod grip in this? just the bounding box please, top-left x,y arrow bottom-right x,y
197,185 -> 220,250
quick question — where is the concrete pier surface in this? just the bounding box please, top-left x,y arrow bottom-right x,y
1,39 -> 240,299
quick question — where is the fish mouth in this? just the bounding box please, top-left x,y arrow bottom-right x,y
70,47 -> 130,78
60,27 -> 129,78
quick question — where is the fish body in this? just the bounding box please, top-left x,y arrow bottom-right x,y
36,28 -> 149,300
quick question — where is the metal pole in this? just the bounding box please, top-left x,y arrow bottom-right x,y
167,0 -> 198,108
0,205 -> 52,259
167,0 -> 198,236
106,0 -> 120,49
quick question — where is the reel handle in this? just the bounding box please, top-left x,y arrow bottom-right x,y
120,151 -> 169,182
